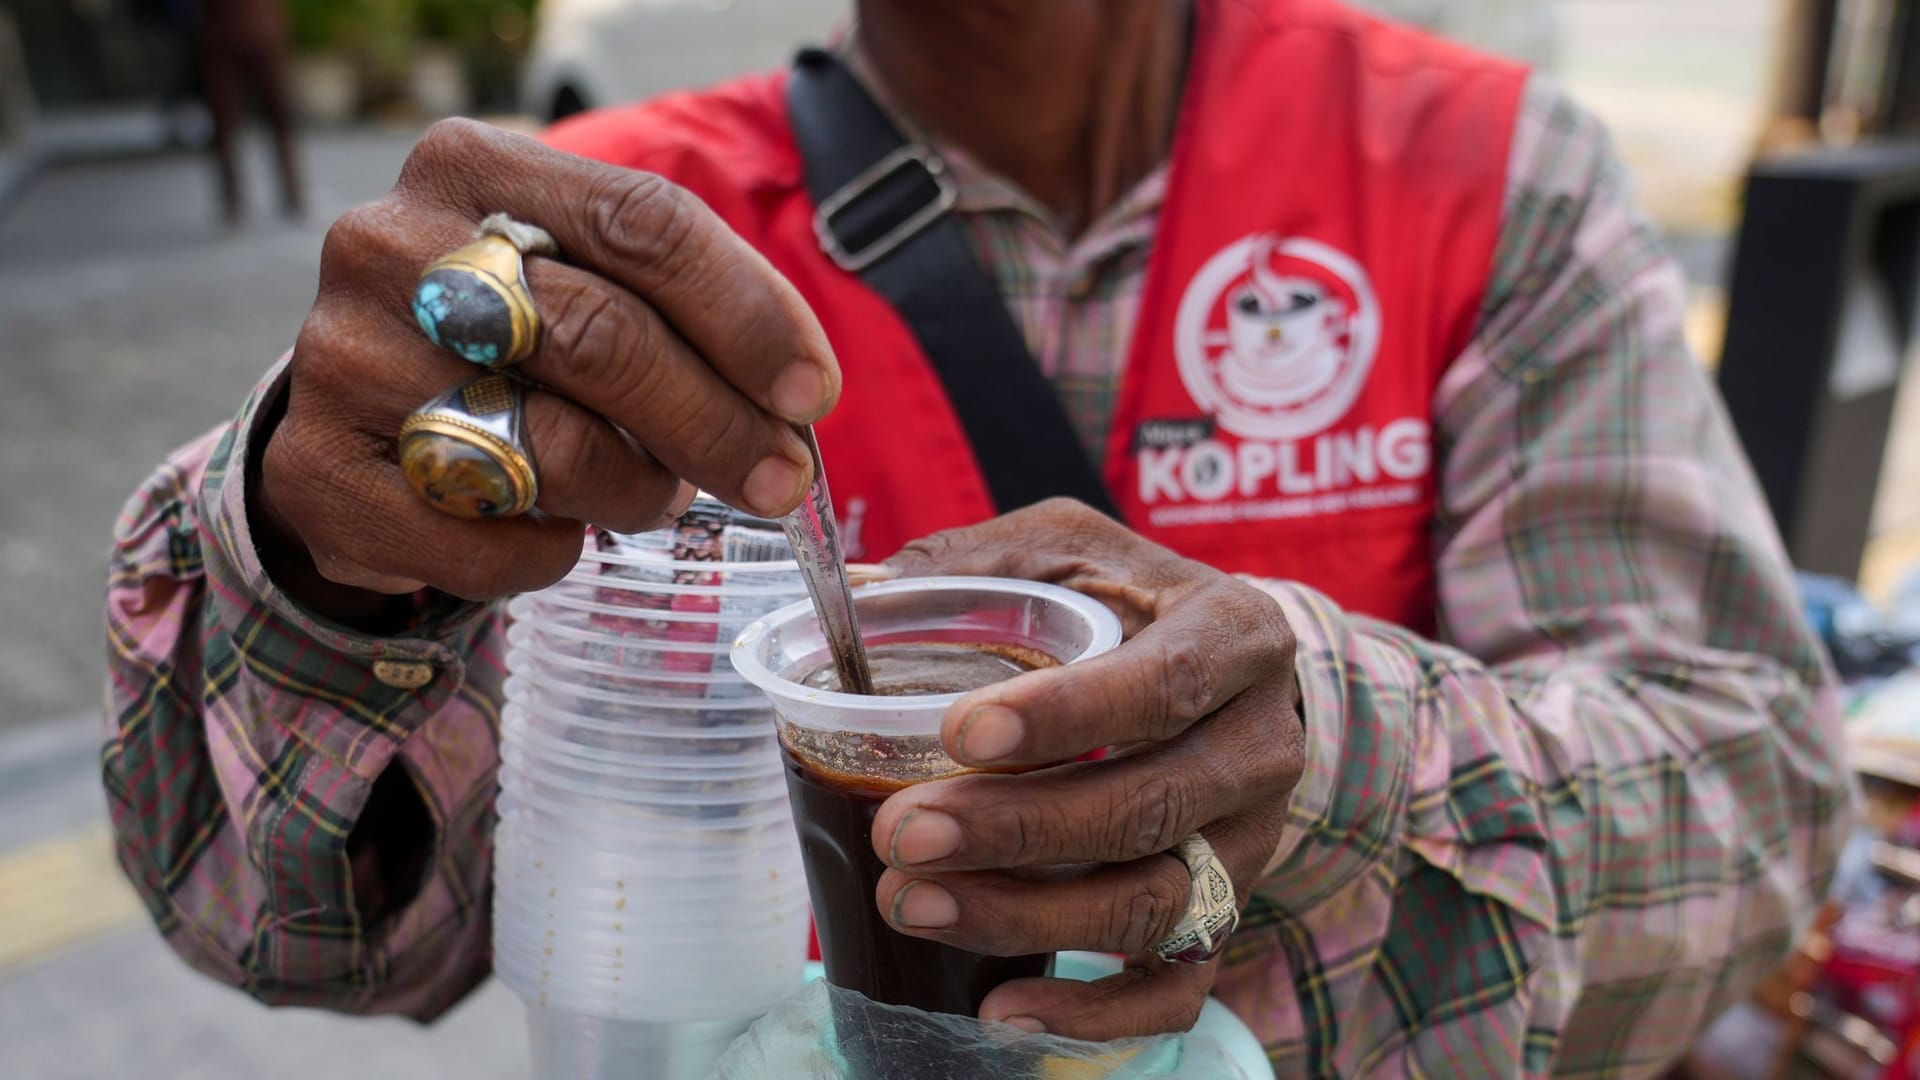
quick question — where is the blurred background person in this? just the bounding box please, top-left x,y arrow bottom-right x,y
192,0 -> 303,224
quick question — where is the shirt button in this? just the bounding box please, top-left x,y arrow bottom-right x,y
1067,274 -> 1096,301
372,660 -> 435,690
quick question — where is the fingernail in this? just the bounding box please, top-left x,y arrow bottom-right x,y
769,363 -> 831,422
958,706 -> 1023,763
743,454 -> 806,517
890,808 -> 962,865
846,563 -> 900,587
1003,1016 -> 1047,1035
892,881 -> 958,929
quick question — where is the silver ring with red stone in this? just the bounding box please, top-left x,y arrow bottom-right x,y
1151,833 -> 1240,964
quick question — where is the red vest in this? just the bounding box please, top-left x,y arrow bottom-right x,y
548,0 -> 1526,632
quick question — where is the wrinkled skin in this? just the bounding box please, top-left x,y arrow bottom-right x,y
253,119 -> 842,628
874,499 -> 1308,1040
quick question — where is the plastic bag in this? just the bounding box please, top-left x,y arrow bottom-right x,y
707,979 -> 1252,1080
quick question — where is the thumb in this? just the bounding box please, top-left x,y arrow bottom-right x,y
881,517 -> 1031,579
881,498 -> 1117,581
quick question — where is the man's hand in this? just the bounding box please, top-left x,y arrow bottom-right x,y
875,498 -> 1307,1040
255,119 -> 840,624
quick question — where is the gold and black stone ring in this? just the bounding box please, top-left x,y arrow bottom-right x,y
398,373 -> 538,519
400,215 -> 555,519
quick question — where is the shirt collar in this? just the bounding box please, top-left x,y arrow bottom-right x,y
837,33 -> 1168,249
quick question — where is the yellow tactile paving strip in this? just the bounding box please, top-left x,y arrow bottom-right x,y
0,823 -> 146,976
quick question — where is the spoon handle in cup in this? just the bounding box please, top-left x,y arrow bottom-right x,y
780,426 -> 876,695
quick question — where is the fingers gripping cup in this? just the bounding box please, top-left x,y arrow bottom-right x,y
731,578 -> 1124,1020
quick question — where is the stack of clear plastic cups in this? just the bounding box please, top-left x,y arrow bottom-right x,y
494,505 -> 811,1080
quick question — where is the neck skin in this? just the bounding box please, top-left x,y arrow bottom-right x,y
854,0 -> 1192,237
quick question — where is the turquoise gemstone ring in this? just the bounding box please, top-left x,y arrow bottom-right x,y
411,215 -> 556,369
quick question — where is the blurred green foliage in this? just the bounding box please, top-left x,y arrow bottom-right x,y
287,0 -> 538,53
286,0 -> 538,111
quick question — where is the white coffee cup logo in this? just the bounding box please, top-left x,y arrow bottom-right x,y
1175,235 -> 1380,441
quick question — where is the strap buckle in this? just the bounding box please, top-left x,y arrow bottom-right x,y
812,143 -> 958,272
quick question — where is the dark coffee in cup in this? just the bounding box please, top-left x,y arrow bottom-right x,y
781,642 -> 1057,1017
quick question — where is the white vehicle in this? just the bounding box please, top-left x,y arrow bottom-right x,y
522,0 -> 1558,125
1350,0 -> 1561,69
522,0 -> 847,123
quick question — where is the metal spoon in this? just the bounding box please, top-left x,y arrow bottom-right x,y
779,426 -> 876,695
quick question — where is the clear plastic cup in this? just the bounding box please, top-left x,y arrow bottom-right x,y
493,806 -> 799,854
489,888 -> 808,940
497,731 -> 783,789
491,887 -> 806,937
504,647 -> 766,706
729,575 -> 1124,785
492,831 -> 800,888
504,722 -> 775,763
493,905 -> 807,985
506,628 -> 753,685
496,799 -> 799,850
510,980 -> 800,1027
501,694 -> 779,748
504,726 -> 778,775
496,951 -> 805,1008
515,672 -> 766,708
515,621 -> 739,661
506,910 -> 808,1009
491,892 -> 807,928
492,866 -> 800,909
493,847 -> 800,892
501,723 -> 782,781
730,577 -> 1123,1021
561,558 -> 803,595
505,627 -> 742,668
491,866 -> 805,906
495,779 -> 797,833
523,1005 -> 758,1080
495,952 -> 805,1007
503,699 -> 777,761
500,760 -> 788,814
490,889 -> 809,937
499,756 -> 785,803
509,602 -> 744,650
515,958 -> 798,1023
513,588 -> 801,631
493,840 -> 799,884
505,675 -> 772,714
515,981 -> 776,1027
496,811 -> 795,850
505,720 -> 773,762
492,844 -> 803,885
500,923 -> 809,978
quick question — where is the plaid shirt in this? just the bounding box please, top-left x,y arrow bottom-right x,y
103,72 -> 1852,1075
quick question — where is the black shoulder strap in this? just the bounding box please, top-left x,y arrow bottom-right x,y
784,48 -> 1120,518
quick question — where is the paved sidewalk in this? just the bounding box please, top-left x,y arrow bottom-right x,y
0,125 -> 543,1076
1,926 -> 528,1080
0,713 -> 531,1080
0,126 -> 426,725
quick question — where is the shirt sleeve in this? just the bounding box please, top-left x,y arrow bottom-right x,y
101,358 -> 508,1020
1216,77 -> 1856,1077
